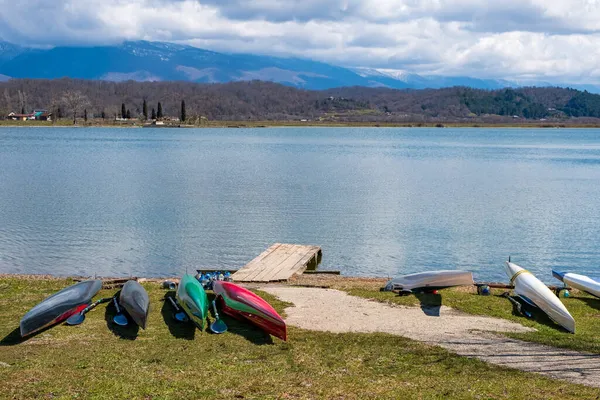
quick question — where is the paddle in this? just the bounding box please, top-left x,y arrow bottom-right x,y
209,299 -> 227,334
112,297 -> 129,326
167,296 -> 189,322
501,291 -> 533,319
66,297 -> 112,326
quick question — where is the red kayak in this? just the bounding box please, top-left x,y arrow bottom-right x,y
212,281 -> 287,341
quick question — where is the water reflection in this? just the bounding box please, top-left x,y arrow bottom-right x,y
1,127 -> 600,282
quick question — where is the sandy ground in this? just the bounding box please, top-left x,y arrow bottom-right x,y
261,285 -> 600,388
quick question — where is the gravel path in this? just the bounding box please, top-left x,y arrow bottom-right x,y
262,286 -> 600,388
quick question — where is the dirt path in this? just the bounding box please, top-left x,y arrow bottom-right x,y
261,286 -> 600,388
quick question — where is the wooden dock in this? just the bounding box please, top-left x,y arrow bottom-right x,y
231,243 -> 322,282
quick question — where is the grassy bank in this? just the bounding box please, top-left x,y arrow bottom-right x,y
1,277 -> 598,399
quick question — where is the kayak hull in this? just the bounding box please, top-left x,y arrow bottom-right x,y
176,274 -> 208,330
384,270 -> 474,292
213,281 -> 287,341
553,271 -> 600,298
506,262 -> 575,333
20,280 -> 102,337
119,280 -> 150,329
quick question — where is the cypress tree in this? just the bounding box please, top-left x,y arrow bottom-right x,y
143,99 -> 148,120
151,108 -> 156,120
157,102 -> 163,119
121,103 -> 126,119
101,110 -> 106,119
21,106 -> 25,114
126,109 -> 131,119
84,109 -> 88,122
180,100 -> 186,122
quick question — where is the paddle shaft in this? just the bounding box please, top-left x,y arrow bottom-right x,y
168,296 -> 181,311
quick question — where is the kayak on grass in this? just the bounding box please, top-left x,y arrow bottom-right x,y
212,280 -> 287,341
176,274 -> 209,330
383,270 -> 474,293
553,270 -> 600,299
20,280 -> 102,337
506,262 -> 575,333
119,280 -> 150,329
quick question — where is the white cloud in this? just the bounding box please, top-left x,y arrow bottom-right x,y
0,0 -> 600,83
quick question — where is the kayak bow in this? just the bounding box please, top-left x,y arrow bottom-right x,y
176,274 -> 209,330
213,281 -> 287,341
119,280 -> 150,329
506,262 -> 575,333
383,270 -> 474,293
20,280 -> 102,337
553,270 -> 600,299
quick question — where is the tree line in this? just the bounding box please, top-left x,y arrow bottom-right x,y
0,78 -> 599,122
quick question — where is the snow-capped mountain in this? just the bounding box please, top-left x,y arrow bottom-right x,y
0,40 -> 598,92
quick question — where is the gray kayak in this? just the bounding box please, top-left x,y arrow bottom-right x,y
20,280 -> 102,337
119,280 -> 150,329
383,270 -> 474,292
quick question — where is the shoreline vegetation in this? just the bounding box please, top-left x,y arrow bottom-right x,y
1,275 -> 599,399
4,80 -> 600,129
3,119 -> 600,129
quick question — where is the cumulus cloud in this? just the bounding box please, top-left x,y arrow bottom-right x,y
0,0 -> 599,83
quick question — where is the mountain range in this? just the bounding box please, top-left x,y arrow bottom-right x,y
0,40 -> 598,93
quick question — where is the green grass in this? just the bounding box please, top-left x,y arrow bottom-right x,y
346,287 -> 600,354
1,278 -> 599,399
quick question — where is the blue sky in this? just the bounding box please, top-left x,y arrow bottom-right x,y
0,0 -> 598,83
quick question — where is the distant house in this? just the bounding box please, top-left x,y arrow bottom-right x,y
34,110 -> 52,121
7,112 -> 35,121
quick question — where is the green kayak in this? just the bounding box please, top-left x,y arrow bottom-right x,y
176,274 -> 209,330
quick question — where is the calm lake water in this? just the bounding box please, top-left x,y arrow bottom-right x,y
1,127 -> 599,282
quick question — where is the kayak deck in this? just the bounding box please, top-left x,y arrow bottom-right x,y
20,280 -> 102,337
213,281 -> 287,341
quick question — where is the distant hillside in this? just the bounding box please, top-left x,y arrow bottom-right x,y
1,79 -> 599,122
0,40 -> 598,93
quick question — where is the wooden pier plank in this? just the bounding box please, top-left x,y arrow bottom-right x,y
229,243 -> 283,281
232,243 -> 322,282
270,246 -> 320,281
250,244 -> 300,281
243,243 -> 295,281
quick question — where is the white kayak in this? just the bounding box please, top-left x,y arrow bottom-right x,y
383,270 -> 474,292
505,262 -> 575,333
553,270 -> 600,298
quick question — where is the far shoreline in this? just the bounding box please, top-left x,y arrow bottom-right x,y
2,120 -> 600,129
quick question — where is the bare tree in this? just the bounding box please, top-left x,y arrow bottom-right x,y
61,91 -> 90,124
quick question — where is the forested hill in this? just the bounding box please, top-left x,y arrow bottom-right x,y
1,79 -> 600,122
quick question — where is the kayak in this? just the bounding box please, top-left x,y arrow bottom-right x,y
20,280 -> 102,337
119,280 -> 150,329
506,262 -> 575,333
383,270 -> 474,293
176,274 -> 209,330
553,270 -> 600,298
213,281 -> 287,341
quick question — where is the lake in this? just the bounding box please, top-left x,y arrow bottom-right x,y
1,127 -> 599,282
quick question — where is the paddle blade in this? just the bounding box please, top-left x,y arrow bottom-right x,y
113,314 -> 129,326
65,313 -> 85,326
210,319 -> 228,334
174,311 -> 189,323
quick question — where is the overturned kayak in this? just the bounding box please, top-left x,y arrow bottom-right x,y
20,280 -> 102,337
213,281 -> 287,341
176,274 -> 208,330
553,270 -> 600,299
119,280 -> 150,329
506,262 -> 575,333
383,270 -> 474,293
